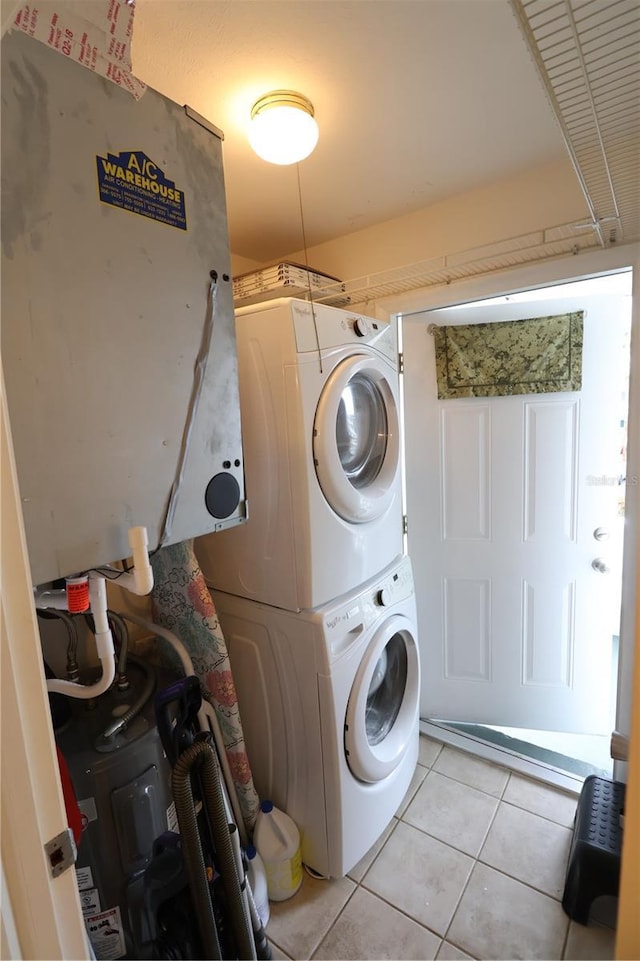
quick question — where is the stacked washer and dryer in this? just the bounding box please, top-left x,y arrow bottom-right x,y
196,297 -> 420,878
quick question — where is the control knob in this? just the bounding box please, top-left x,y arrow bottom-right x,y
354,317 -> 371,338
376,587 -> 391,606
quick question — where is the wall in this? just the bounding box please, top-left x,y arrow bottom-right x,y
272,157 -> 587,284
232,251 -> 264,276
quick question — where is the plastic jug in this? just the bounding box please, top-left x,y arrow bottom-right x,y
253,800 -> 303,901
246,845 -> 270,927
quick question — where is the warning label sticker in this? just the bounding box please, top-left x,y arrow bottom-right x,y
86,906 -> 126,960
76,865 -> 94,890
12,1 -> 146,100
79,886 -> 101,918
96,150 -> 187,230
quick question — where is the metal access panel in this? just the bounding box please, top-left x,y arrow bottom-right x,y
1,31 -> 246,586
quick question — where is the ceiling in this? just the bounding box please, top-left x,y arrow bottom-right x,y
131,0 -> 571,266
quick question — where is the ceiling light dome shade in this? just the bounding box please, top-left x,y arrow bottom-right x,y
249,90 -> 319,165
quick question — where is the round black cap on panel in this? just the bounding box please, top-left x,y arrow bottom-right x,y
205,472 -> 240,519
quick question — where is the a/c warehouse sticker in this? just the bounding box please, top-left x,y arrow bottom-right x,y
96,149 -> 187,230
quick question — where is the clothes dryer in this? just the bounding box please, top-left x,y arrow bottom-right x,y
196,297 -> 403,612
212,555 -> 420,878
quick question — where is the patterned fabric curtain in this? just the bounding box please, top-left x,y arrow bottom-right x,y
150,540 -> 260,833
433,311 -> 583,399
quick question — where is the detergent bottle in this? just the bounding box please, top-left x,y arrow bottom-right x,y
253,800 -> 303,901
246,844 -> 270,926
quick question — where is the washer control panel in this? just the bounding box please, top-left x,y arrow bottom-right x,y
323,556 -> 414,658
372,557 -> 414,607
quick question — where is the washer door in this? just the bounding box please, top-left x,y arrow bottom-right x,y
313,354 -> 399,523
344,614 -> 420,783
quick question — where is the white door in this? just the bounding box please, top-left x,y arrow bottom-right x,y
313,354 -> 400,522
403,275 -> 631,733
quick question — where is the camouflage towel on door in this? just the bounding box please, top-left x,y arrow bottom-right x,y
433,311 -> 583,399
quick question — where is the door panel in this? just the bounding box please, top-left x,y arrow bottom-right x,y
403,275 -> 631,733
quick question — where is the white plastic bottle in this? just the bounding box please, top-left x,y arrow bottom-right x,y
246,844 -> 270,927
253,800 -> 303,901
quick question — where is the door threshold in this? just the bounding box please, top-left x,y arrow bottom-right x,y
420,719 -> 586,796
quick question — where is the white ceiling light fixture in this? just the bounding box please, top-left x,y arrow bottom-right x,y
249,90 -> 319,165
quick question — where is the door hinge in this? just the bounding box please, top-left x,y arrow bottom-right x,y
398,352 -> 404,374
403,514 -> 408,535
45,828 -> 77,878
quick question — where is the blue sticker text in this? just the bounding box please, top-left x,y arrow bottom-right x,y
96,150 -> 186,230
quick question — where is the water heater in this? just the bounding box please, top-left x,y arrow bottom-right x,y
1,30 -> 246,586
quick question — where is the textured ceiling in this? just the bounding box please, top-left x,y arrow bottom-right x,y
132,0 -> 569,264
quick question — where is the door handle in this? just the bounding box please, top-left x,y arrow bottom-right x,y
592,557 -> 611,574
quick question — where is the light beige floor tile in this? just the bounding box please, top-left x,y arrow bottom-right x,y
503,772 -> 578,826
347,817 -> 397,883
480,801 -> 572,899
268,944 -> 293,960
266,873 -> 355,960
448,862 -> 569,960
312,887 -> 440,960
433,745 -> 509,797
435,941 -> 475,960
362,820 -> 473,936
404,770 -> 499,856
564,920 -> 616,959
419,735 -> 444,768
395,762 -> 428,817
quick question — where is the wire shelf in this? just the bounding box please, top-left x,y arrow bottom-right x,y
309,220 -> 601,309
510,0 -> 640,246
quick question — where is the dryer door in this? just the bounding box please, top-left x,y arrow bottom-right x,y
345,614 -> 420,783
313,354 -> 400,523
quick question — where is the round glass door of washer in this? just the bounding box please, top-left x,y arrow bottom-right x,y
344,615 -> 420,783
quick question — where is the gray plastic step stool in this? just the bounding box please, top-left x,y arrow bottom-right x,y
562,774 -> 625,925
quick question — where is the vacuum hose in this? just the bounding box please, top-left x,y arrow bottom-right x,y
172,741 -> 256,961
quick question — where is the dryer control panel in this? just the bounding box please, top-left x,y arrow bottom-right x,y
291,299 -> 397,365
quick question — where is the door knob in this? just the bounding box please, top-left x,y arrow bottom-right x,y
592,557 -> 610,574
593,527 -> 610,541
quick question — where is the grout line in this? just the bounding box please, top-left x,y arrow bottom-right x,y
355,883 -> 450,946
499,794 -> 577,830
560,915 -> 572,961
473,853 -> 568,905
439,855 -> 478,953
307,883 -> 359,961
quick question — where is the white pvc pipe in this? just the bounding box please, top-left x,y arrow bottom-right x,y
104,526 -> 153,595
45,574 -> 116,699
35,527 -> 152,700
121,613 -> 194,677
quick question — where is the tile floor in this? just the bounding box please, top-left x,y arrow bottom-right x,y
264,736 -> 617,961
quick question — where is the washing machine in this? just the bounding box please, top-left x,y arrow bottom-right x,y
195,297 -> 403,612
211,554 -> 420,878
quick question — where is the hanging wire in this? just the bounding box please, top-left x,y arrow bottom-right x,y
296,162 -> 323,373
